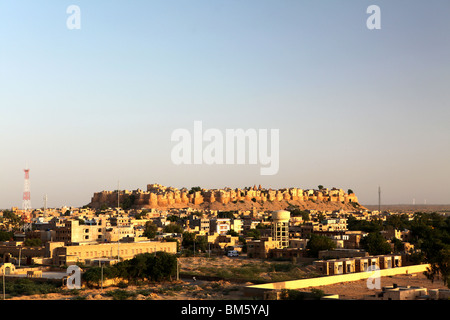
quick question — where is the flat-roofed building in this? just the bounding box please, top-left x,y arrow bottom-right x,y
247,237 -> 279,259
355,256 -> 370,272
51,240 -> 177,266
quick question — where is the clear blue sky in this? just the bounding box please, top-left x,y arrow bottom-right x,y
1,1 -> 449,208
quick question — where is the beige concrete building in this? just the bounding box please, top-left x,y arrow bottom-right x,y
314,219 -> 348,232
366,285 -> 428,300
247,237 -> 279,259
50,240 -> 177,266
209,218 -> 230,235
0,262 -> 16,275
289,238 -> 309,250
315,254 -> 402,276
207,234 -> 239,251
55,219 -> 136,245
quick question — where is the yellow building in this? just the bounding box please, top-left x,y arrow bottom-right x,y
55,219 -> 135,245
247,237 -> 279,259
50,240 -> 177,266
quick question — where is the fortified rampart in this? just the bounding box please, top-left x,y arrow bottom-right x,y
89,184 -> 359,209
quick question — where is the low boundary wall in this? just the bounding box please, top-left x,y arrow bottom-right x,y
244,264 -> 430,298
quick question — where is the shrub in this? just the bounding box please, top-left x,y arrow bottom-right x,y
106,289 -> 136,300
280,288 -> 325,300
4,279 -> 61,297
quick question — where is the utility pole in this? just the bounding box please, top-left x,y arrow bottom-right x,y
101,263 -> 104,292
3,271 -> 5,300
43,194 -> 48,219
378,186 -> 381,213
117,180 -> 120,262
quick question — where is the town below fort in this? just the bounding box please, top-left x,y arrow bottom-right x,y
0,183 -> 449,301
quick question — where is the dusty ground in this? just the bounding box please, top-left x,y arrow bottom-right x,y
6,279 -> 247,301
5,256 -> 260,301
5,256 -> 448,300
297,272 -> 449,300
180,256 -> 270,275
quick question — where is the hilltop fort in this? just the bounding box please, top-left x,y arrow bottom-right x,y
89,184 -> 363,212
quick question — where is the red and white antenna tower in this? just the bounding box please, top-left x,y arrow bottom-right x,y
22,167 -> 31,211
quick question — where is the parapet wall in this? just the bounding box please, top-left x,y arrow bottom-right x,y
244,264 -> 431,298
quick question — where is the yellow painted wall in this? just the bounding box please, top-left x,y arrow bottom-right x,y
246,264 -> 430,291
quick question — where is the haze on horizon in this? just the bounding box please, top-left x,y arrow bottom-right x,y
1,1 -> 449,209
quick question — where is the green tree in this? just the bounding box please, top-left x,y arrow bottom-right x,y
246,228 -> 261,240
121,195 -> 136,210
23,238 -> 42,247
2,210 -> 21,230
182,232 -> 207,252
360,232 -> 392,255
127,253 -> 151,280
424,246 -> 450,288
166,215 -> 179,222
182,232 -> 196,248
163,223 -> 183,234
83,252 -> 177,285
385,214 -> 410,230
409,213 -> 450,288
83,267 -> 104,285
255,223 -> 269,229
192,211 -> 203,218
143,221 -> 158,239
391,237 -> 404,254
0,230 -> 13,242
290,208 -> 310,221
188,186 -> 202,194
217,211 -> 236,219
306,234 -> 336,258
134,210 -> 149,220
317,213 -> 325,222
347,215 -> 383,233
148,251 -> 178,281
